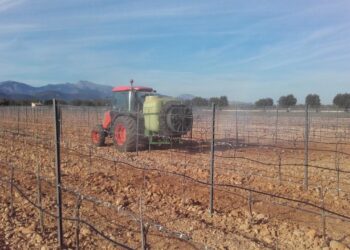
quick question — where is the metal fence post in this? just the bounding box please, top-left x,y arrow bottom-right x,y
322,196 -> 326,241
334,143 -> 340,197
95,108 -> 99,125
36,164 -> 44,233
304,104 -> 309,191
140,196 -> 146,250
89,147 -> 92,174
53,99 -> 64,249
17,106 -> 20,135
136,104 -> 140,155
335,115 -> 340,196
278,153 -> 282,185
87,107 -> 90,128
248,190 -> 253,217
190,103 -> 193,140
209,103 -> 216,215
9,164 -> 14,217
25,106 -> 28,130
75,195 -> 82,250
235,105 -> 238,147
140,157 -> 149,250
319,186 -> 327,241
275,105 -> 279,145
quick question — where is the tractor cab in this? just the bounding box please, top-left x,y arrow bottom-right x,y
112,86 -> 156,112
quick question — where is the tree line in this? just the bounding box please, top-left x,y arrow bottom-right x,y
1,93 -> 350,111
255,93 -> 350,111
189,96 -> 229,107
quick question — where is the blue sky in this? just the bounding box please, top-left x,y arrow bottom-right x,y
1,0 -> 350,103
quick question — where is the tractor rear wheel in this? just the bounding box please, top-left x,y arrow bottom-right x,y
112,116 -> 137,152
91,125 -> 105,146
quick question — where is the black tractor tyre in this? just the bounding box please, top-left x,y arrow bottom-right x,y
112,116 -> 137,152
159,101 -> 193,136
91,125 -> 106,146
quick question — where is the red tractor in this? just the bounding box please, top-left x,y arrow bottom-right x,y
91,84 -> 193,151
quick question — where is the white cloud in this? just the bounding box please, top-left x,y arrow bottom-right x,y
0,0 -> 25,12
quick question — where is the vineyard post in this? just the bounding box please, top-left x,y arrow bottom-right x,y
278,153 -> 282,185
335,109 -> 340,197
89,147 -> 92,174
136,104 -> 140,155
182,156 -> 187,204
140,196 -> 147,250
53,99 -> 64,249
275,105 -> 279,145
190,102 -> 193,140
25,106 -> 28,130
319,186 -> 327,241
17,106 -> 20,135
32,107 -> 35,137
248,190 -> 253,217
335,143 -> 340,197
148,132 -> 151,152
209,103 -> 216,215
36,164 -> 44,233
275,227 -> 279,250
95,108 -> 98,125
336,164 -> 340,197
322,198 -> 326,241
140,160 -> 148,250
87,107 -> 90,127
170,138 -> 173,164
9,164 -> 14,217
75,194 -> 82,250
235,104 -> 238,147
304,104 -> 309,191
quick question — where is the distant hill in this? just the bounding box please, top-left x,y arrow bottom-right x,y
0,80 -> 113,101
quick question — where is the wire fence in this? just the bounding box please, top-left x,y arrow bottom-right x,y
0,103 -> 350,249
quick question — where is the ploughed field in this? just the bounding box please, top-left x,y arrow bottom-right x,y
0,106 -> 350,249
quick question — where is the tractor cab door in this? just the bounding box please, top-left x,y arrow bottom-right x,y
112,91 -> 130,112
133,91 -> 148,111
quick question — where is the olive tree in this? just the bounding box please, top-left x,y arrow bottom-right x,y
278,94 -> 297,108
333,93 -> 350,111
255,98 -> 274,107
305,94 -> 321,109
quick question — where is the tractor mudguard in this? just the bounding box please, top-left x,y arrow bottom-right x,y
102,111 -> 112,129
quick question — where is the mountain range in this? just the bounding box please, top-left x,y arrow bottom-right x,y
0,80 -> 113,101
0,80 -> 198,102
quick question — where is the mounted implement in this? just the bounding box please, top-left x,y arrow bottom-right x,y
91,82 -> 193,151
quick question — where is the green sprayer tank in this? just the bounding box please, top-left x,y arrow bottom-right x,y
143,95 -> 173,133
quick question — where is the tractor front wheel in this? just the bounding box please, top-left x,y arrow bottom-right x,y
91,125 -> 105,146
112,116 -> 137,152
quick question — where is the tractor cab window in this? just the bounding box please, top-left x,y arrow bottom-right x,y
113,91 -> 129,111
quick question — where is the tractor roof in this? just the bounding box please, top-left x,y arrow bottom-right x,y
112,86 -> 154,92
